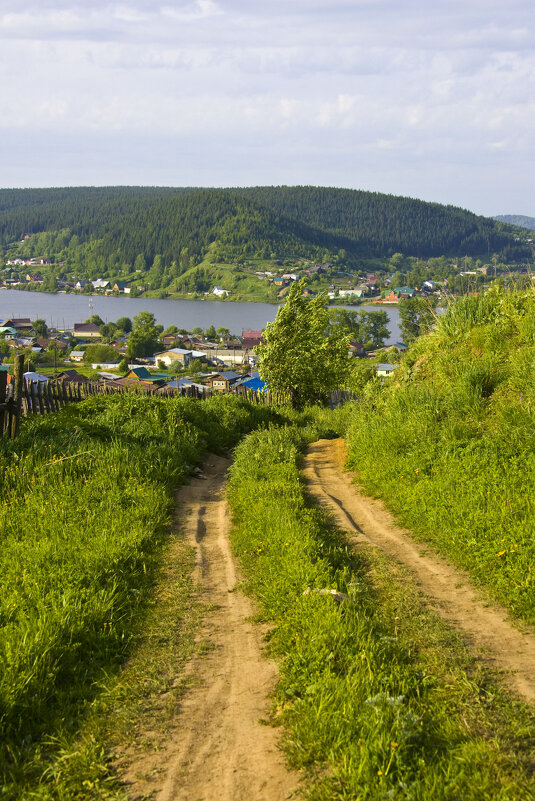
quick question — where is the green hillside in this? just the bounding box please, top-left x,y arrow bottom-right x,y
0,186 -> 528,277
347,286 -> 535,624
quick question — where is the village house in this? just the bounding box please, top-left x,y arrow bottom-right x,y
212,286 -> 229,297
1,318 -> 33,331
112,281 -> 131,294
73,323 -> 101,339
153,348 -> 204,367
394,286 -> 417,299
204,371 -> 241,392
241,330 -> 263,350
92,279 -> 110,291
161,334 -> 181,348
53,370 -> 90,385
35,337 -> 68,351
375,363 -> 399,378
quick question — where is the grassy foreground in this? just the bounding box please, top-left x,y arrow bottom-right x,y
227,425 -> 535,800
0,393 -> 280,799
346,287 -> 535,625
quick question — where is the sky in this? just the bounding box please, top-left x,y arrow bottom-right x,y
1,0 -> 534,216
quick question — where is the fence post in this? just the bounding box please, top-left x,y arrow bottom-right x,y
10,353 -> 24,438
0,369 -> 6,437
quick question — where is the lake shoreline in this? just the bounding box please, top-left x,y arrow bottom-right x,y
0,288 -> 403,343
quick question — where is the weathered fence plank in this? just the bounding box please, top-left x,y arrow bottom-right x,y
10,355 -> 24,438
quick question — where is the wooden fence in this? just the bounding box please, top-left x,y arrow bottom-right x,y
0,355 -> 296,439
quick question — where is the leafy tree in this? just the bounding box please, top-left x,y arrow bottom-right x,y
44,273 -> 58,292
115,316 -> 132,333
205,325 -> 216,340
257,280 -> 350,408
216,326 -> 230,339
330,309 -> 390,348
32,318 -> 48,338
362,310 -> 390,348
100,323 -> 117,342
148,254 -> 164,289
134,254 -> 146,273
84,344 -> 120,363
85,314 -> 105,327
126,311 -> 162,358
192,326 -> 203,335
118,357 -> 129,374
399,296 -> 438,343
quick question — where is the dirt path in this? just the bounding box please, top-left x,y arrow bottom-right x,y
303,439 -> 535,705
146,455 -> 299,801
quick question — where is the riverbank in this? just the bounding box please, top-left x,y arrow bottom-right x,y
0,289 -> 404,343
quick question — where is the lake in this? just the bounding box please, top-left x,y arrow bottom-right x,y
0,289 -> 403,344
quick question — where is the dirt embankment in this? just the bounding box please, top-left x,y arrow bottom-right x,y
303,439 -> 535,705
123,455 -> 299,801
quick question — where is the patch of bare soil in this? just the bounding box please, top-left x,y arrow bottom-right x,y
303,439 -> 535,705
123,455 -> 300,801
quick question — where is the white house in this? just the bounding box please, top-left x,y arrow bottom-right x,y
212,286 -> 229,297
153,348 -> 205,367
375,363 -> 399,378
92,278 -> 110,290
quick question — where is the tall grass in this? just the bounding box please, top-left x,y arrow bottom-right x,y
0,393 -> 280,798
227,426 -> 534,800
347,286 -> 535,623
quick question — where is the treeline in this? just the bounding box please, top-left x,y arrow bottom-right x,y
0,186 -> 528,278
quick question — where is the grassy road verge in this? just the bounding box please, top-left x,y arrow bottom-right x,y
227,426 -> 535,800
0,393 -> 280,799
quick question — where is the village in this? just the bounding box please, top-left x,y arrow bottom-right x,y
0,314 -> 408,398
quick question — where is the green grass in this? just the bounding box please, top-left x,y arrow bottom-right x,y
346,286 -> 535,624
227,425 -> 535,800
0,392 -> 282,799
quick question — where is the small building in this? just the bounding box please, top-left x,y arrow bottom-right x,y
1,318 -> 32,331
212,286 -> 229,297
73,323 -> 101,339
204,371 -> 241,392
69,351 -> 85,362
92,279 -> 110,290
126,366 -> 153,381
23,371 -> 49,384
154,348 -> 205,367
394,286 -> 417,299
112,281 -> 131,294
241,330 -> 263,349
375,363 -> 399,378
54,370 -> 90,384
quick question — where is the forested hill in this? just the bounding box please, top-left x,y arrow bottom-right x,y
234,186 -> 518,258
0,186 -> 525,266
494,214 -> 535,231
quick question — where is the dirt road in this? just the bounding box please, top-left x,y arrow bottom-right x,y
303,439 -> 535,705
150,455 -> 298,801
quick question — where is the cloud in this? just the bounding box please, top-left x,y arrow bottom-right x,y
0,0 -> 533,214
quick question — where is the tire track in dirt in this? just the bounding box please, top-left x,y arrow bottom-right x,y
303,439 -> 535,705
130,455 -> 299,801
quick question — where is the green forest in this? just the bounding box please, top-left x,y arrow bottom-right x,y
0,187 -> 531,291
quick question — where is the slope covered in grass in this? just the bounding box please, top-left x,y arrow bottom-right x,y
347,286 -> 535,623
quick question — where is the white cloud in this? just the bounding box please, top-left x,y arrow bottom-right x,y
0,0 -> 533,214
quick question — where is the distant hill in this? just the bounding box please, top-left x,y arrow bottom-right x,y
494,215 -> 535,231
0,187 -> 528,277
